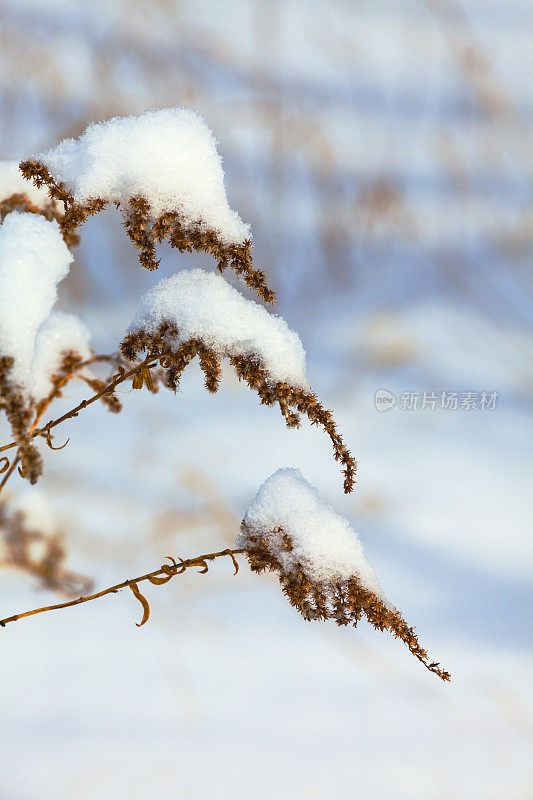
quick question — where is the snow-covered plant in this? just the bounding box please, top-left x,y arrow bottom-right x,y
19,108 -> 273,300
237,470 -> 450,681
0,108 -> 449,681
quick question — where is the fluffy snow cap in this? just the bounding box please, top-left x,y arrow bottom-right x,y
0,213 -> 74,394
129,269 -> 307,388
0,160 -> 53,208
35,107 -> 249,245
236,469 -> 383,593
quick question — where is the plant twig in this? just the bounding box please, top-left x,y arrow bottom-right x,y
0,548 -> 245,628
0,355 -> 111,495
28,353 -> 115,435
0,355 -> 155,457
0,455 -> 20,493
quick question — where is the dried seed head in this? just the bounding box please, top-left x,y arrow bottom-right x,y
0,192 -> 80,248
120,322 -> 356,493
0,356 -> 33,442
19,160 -> 104,245
19,161 -> 276,302
239,521 -> 450,681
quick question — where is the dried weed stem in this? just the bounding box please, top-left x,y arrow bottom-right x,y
0,353 -> 156,494
0,548 -> 244,628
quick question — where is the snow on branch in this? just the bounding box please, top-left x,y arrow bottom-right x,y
33,108 -> 248,242
236,468 -> 382,588
20,108 -> 275,301
236,469 -> 450,681
31,312 -> 91,402
120,270 -> 356,493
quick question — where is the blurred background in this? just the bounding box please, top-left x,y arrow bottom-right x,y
0,1 -> 531,798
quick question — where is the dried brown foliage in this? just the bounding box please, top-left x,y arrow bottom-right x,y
0,357 -> 42,485
0,191 -> 80,247
120,323 -> 356,493
19,161 -> 276,302
241,522 -> 450,681
0,500 -> 92,596
19,159 -> 105,241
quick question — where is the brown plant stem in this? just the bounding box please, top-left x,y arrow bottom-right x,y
0,355 -> 155,458
0,548 -> 245,628
0,455 -> 20,493
28,353 -> 117,436
0,356 -> 113,495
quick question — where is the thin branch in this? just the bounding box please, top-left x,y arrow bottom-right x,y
0,355 -> 155,457
0,455 -> 19,493
0,548 -> 245,628
28,353 -> 114,435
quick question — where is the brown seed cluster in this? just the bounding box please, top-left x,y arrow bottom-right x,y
241,522 -> 451,681
230,354 -> 356,494
19,160 -> 104,244
0,191 -> 80,248
0,499 -> 92,596
121,323 -> 222,394
0,357 -> 42,484
19,161 -> 276,303
120,323 -> 356,493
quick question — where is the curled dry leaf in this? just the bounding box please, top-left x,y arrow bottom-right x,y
45,432 -> 70,451
129,581 -> 151,627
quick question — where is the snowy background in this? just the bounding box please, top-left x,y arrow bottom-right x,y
0,1 -> 532,798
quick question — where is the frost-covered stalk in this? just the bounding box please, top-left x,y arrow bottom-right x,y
0,108 -> 449,681
120,269 -> 356,492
